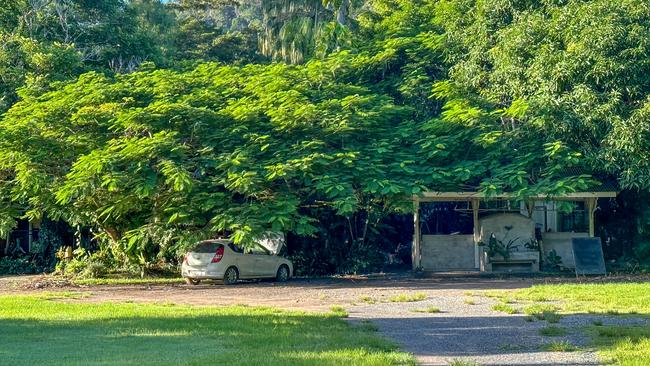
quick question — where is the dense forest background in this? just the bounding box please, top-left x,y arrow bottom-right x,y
0,0 -> 649,276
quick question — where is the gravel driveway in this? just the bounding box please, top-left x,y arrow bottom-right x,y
348,288 -> 599,366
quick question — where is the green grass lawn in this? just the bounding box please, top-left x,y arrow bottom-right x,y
506,282 -> 650,366
511,282 -> 650,314
0,294 -> 414,366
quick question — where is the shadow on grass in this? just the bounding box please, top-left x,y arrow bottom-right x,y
3,297 -> 648,366
0,298 -> 412,366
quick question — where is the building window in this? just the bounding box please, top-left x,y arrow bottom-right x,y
420,202 -> 473,235
528,200 -> 587,233
557,201 -> 587,232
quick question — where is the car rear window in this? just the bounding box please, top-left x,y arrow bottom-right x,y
192,242 -> 224,253
228,243 -> 244,253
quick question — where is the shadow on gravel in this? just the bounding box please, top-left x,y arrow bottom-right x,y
363,315 -> 590,358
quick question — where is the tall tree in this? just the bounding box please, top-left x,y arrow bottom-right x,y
0,1 -> 27,33
13,0 -> 175,72
169,0 -> 264,63
260,0 -> 361,63
432,0 -> 650,190
0,34 -> 81,112
0,0 -> 177,113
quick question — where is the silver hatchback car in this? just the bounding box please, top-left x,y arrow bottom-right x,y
181,239 -> 293,285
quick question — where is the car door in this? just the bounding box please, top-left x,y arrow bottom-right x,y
257,250 -> 279,277
235,245 -> 257,278
225,243 -> 246,275
245,244 -> 276,277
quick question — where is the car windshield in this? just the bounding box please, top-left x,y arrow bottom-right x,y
191,241 -> 226,253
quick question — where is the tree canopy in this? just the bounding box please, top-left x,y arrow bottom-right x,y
1,0 -> 649,271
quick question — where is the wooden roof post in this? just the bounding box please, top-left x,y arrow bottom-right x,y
527,199 -> 544,267
525,199 -> 534,218
587,197 -> 597,237
413,197 -> 421,271
472,199 -> 480,269
28,221 -> 33,252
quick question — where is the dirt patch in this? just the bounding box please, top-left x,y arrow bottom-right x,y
3,273 -> 649,312
0,274 -> 537,312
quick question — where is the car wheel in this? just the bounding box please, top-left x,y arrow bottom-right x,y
223,266 -> 238,285
276,265 -> 290,282
185,278 -> 201,285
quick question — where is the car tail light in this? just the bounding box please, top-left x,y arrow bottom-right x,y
183,254 -> 189,265
211,246 -> 225,263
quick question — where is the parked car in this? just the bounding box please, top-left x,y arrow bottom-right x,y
181,238 -> 293,285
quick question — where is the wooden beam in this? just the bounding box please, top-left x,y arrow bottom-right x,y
418,191 -> 617,201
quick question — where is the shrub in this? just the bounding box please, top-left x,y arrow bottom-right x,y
81,261 -> 108,278
56,248 -> 116,278
0,257 -> 37,275
61,256 -> 89,276
543,250 -> 563,271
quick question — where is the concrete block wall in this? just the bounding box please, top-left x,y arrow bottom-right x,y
420,235 -> 475,271
541,232 -> 589,269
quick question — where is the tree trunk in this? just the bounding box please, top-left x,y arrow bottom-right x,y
103,227 -> 121,243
